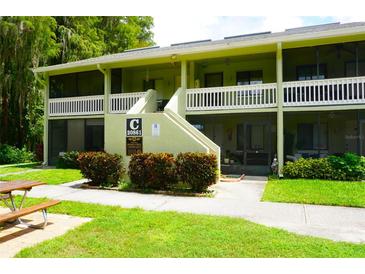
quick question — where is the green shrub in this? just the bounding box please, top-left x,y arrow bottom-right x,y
176,152 -> 218,192
0,144 -> 34,164
57,151 -> 80,169
282,158 -> 333,179
128,153 -> 177,190
328,153 -> 365,181
127,153 -> 150,189
283,153 -> 365,181
78,152 -> 125,187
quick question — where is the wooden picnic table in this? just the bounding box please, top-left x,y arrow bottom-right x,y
0,180 -> 59,229
0,180 -> 45,194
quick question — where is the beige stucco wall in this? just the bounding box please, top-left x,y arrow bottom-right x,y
104,113 -> 210,166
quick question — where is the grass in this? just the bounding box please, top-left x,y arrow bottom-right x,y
262,177 -> 365,207
0,162 -> 40,175
0,166 -> 31,175
0,169 -> 83,185
10,197 -> 365,258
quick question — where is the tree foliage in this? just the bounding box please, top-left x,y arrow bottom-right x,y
51,16 -> 154,64
0,16 -> 154,152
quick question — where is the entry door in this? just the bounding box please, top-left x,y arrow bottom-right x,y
48,120 -> 67,165
85,119 -> 104,151
243,122 -> 271,165
212,124 -> 223,148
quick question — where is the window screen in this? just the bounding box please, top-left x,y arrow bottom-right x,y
297,123 -> 328,150
236,70 -> 263,85
50,70 -> 103,98
143,79 -> 155,90
205,73 -> 223,87
297,64 -> 326,80
111,68 -> 122,94
345,61 -> 365,77
85,119 -> 104,151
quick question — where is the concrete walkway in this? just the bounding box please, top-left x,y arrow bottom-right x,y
15,176 -> 365,243
0,208 -> 91,257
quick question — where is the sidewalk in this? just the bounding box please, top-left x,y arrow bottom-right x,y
17,176 -> 365,243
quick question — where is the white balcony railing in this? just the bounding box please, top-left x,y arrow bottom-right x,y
283,76 -> 365,106
186,83 -> 277,111
109,92 -> 146,113
48,95 -> 104,117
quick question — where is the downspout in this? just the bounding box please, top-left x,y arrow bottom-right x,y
97,64 -> 110,153
316,48 -> 321,158
317,113 -> 321,157
357,110 -> 360,154
97,64 -> 105,75
276,42 -> 284,177
40,71 -> 49,166
355,43 -> 359,77
97,64 -> 108,115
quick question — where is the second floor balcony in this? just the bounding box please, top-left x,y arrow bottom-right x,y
47,40 -> 365,116
186,83 -> 277,111
48,75 -> 365,117
48,92 -> 148,117
185,76 -> 365,113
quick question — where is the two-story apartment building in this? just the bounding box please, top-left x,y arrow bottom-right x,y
34,22 -> 365,175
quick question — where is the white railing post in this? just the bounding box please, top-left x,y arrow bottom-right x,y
185,83 -> 278,111
109,92 -> 147,114
282,76 -> 365,107
48,95 -> 104,117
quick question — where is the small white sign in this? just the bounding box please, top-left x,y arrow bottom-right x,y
152,123 -> 160,137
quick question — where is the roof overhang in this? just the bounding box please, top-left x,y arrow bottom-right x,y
34,24 -> 365,76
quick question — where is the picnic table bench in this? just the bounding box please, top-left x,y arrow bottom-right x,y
0,180 -> 60,229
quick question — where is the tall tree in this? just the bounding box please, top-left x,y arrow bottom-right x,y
0,16 -> 154,151
50,16 -> 154,64
100,16 -> 154,54
0,16 -> 58,147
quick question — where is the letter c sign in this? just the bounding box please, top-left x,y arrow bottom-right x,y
130,119 -> 140,130
126,118 -> 142,136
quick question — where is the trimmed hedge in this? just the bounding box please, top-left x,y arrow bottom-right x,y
78,151 -> 125,187
128,153 -> 177,190
176,152 -> 218,192
0,144 -> 34,164
128,152 -> 218,192
282,153 -> 365,181
328,153 -> 365,181
57,151 -> 80,169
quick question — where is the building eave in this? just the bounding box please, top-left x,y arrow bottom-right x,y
33,23 -> 365,75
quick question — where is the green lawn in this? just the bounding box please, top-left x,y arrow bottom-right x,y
0,163 -> 40,175
262,177 -> 365,207
0,166 -> 30,175
0,169 -> 83,185
12,198 -> 365,258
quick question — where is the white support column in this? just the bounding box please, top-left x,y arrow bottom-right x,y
43,73 -> 49,166
104,69 -> 111,114
189,61 -> 195,89
276,42 -> 284,177
181,60 -> 188,89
